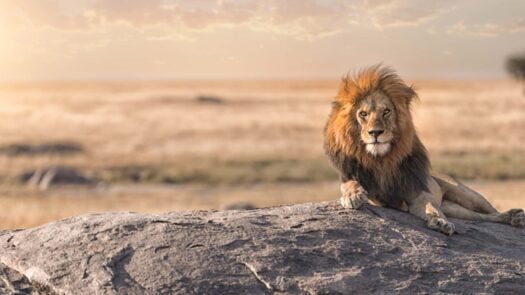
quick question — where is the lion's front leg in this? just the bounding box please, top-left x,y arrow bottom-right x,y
340,180 -> 368,210
408,192 -> 455,235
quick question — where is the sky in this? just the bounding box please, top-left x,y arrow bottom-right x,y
0,0 -> 524,81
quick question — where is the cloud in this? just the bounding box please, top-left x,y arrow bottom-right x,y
447,19 -> 525,37
0,0 -> 343,40
0,0 -> 99,29
0,0 -> 457,40
359,0 -> 457,29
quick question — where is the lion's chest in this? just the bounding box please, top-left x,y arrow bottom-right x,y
351,157 -> 429,208
359,175 -> 411,209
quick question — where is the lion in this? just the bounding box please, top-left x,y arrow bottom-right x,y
324,65 -> 525,235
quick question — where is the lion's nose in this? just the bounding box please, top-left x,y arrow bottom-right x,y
368,129 -> 384,137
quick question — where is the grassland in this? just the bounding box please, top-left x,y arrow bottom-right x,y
0,79 -> 524,228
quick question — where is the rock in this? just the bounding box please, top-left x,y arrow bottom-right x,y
1,202 -> 524,294
0,261 -> 32,294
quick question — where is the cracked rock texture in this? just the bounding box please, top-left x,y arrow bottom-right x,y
1,201 -> 525,294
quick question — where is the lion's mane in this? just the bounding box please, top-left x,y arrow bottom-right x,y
324,65 -> 430,208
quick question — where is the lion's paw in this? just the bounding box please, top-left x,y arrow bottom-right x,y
340,182 -> 368,210
340,193 -> 368,210
427,216 -> 455,236
504,208 -> 525,227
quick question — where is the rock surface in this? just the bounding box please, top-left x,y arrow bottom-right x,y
1,201 -> 525,294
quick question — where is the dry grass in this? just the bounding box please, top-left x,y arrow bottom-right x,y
0,79 -> 524,228
1,180 -> 524,229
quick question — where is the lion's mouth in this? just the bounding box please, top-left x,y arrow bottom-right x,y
366,139 -> 390,145
365,136 -> 392,145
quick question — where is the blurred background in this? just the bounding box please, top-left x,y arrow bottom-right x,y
0,0 -> 524,229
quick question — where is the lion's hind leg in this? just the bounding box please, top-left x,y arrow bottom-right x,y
442,200 -> 525,227
433,175 -> 497,214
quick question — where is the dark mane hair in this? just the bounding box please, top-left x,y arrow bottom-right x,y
324,65 -> 430,207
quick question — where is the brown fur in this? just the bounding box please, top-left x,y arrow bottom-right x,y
325,65 -> 525,235
326,66 -> 419,180
324,65 -> 429,208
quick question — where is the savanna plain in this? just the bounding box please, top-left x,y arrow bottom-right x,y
0,79 -> 524,229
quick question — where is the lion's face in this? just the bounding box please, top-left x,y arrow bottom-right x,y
355,91 -> 397,157
325,65 -> 418,166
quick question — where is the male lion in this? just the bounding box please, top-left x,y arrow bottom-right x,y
324,65 -> 525,235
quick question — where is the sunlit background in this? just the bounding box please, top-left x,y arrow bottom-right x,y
0,0 -> 524,229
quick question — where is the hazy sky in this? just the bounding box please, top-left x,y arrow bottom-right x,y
0,0 -> 524,80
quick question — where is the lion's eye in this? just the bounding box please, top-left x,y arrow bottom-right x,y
383,109 -> 391,116
359,111 -> 367,118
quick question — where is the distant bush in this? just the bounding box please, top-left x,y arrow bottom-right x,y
506,53 -> 525,85
506,53 -> 525,80
506,52 -> 525,94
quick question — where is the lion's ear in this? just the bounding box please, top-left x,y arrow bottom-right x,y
387,82 -> 418,107
379,70 -> 418,106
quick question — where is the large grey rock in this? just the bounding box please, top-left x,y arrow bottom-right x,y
1,202 -> 524,294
